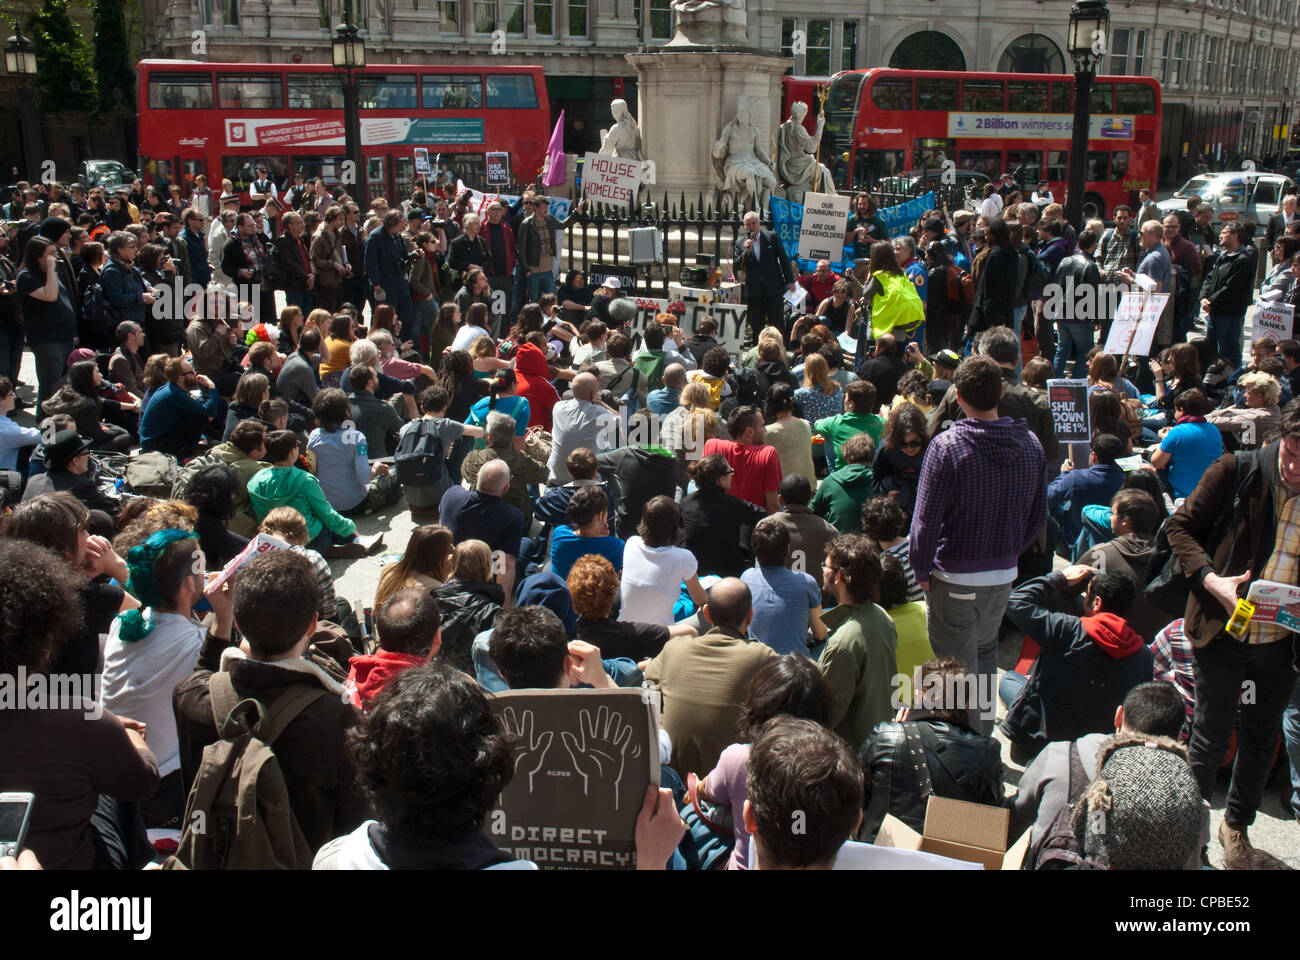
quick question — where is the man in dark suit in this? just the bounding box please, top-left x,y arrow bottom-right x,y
731,210 -> 795,345
1265,191 -> 1297,249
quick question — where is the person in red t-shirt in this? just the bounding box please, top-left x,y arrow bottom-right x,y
702,406 -> 782,513
798,259 -> 841,307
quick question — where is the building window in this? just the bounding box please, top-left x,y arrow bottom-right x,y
806,19 -> 831,76
505,1 -> 524,34
439,0 -> 458,32
1172,32 -> 1185,85
781,17 -> 797,66
569,0 -> 587,36
1204,37 -> 1218,88
474,0 -> 494,32
199,0 -> 213,26
535,0 -> 553,35
354,0 -> 367,29
1109,28 -> 1131,74
841,21 -> 858,71
1251,45 -> 1263,88
1133,29 -> 1145,75
224,0 -> 239,26
650,0 -> 672,39
1229,40 -> 1243,92
320,0 -> 330,28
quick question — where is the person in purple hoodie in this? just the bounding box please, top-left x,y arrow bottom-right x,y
909,354 -> 1047,734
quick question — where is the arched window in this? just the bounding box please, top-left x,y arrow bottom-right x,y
998,34 -> 1066,74
889,31 -> 966,71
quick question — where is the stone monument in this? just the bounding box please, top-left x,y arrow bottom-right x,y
712,95 -> 778,211
777,100 -> 835,205
625,0 -> 791,209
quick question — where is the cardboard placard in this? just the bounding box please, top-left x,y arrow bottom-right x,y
486,151 -> 511,186
586,262 -> 638,294
487,688 -> 659,869
1046,378 -> 1091,445
797,191 -> 851,263
582,152 -> 640,209
1102,292 -> 1168,358
1253,301 -> 1294,343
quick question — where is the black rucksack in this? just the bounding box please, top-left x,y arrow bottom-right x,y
263,239 -> 285,290
394,419 -> 448,490
81,278 -> 112,345
1028,740 -> 1091,870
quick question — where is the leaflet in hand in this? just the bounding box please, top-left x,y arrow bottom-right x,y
209,533 -> 289,589
784,284 -> 809,312
1244,579 -> 1300,632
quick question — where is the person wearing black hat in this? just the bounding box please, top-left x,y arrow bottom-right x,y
37,216 -> 81,319
249,165 -> 278,207
20,428 -> 119,517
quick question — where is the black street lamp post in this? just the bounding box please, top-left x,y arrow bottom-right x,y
1066,0 -> 1110,228
5,22 -> 40,183
332,0 -> 366,207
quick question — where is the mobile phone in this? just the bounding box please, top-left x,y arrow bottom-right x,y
0,791 -> 35,858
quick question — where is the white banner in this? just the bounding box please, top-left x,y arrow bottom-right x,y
1254,301 -> 1294,343
797,191 -> 851,263
945,113 -> 1135,141
627,296 -> 748,355
582,152 -> 640,209
1102,292 -> 1169,357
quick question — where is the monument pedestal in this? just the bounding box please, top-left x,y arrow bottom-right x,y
626,49 -> 791,210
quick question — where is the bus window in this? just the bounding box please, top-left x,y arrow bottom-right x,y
1116,82 -> 1157,114
870,79 -> 912,111
486,75 -> 539,108
1006,150 -> 1043,182
216,74 -> 283,109
1086,152 -> 1109,181
1050,82 -> 1072,113
289,156 -> 350,187
961,81 -> 1004,111
915,78 -> 958,111
287,74 -> 344,109
143,158 -> 174,191
852,149 -> 905,187
824,73 -> 864,189
394,156 -> 417,201
439,154 -> 487,187
223,156 -> 289,193
1110,151 -> 1130,182
148,73 -> 213,109
959,151 -> 1001,178
358,75 -> 418,110
367,157 -> 386,199
914,138 -> 957,171
422,75 -> 483,109
1007,81 -> 1047,113
1046,151 -> 1068,180
178,158 -> 206,192
1090,84 -> 1114,113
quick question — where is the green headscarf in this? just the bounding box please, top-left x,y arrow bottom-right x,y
116,528 -> 199,643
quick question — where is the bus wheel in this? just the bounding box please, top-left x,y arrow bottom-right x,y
1082,194 -> 1105,220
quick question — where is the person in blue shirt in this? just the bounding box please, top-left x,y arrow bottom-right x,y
138,356 -> 220,455
647,363 -> 686,417
1150,388 -> 1223,501
1118,219 -> 1171,303
549,484 -> 625,581
0,376 -> 40,472
1047,432 -> 1128,558
740,516 -> 826,658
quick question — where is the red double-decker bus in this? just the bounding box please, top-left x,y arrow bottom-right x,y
137,60 -> 550,206
822,68 -> 1162,219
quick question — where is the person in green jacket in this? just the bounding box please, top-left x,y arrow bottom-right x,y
810,432 -> 876,533
817,533 -> 899,751
248,428 -> 357,554
814,380 -> 885,471
209,420 -> 271,538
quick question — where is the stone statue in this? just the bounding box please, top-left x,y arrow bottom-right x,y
668,0 -> 748,47
598,98 -> 643,161
777,101 -> 835,204
712,96 -> 778,212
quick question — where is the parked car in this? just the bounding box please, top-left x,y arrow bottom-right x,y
1156,171 -> 1295,235
78,159 -> 136,190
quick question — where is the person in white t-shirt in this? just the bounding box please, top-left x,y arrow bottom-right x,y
619,495 -> 708,626
978,183 -> 1004,219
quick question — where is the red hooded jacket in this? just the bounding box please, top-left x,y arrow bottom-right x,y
345,649 -> 427,713
513,342 -> 559,430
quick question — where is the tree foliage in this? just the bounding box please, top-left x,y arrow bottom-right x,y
30,0 -> 97,113
92,0 -> 133,113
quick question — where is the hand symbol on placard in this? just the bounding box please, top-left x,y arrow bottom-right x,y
561,705 -> 634,810
500,707 -> 552,794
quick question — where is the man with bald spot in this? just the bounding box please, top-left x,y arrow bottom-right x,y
548,371 -> 620,484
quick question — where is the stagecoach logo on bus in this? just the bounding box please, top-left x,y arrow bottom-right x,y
945,113 -> 1135,140
223,116 -> 486,148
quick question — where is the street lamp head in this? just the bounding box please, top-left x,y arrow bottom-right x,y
1067,0 -> 1110,70
4,22 -> 37,77
332,0 -> 366,71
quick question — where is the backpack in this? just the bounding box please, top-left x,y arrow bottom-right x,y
124,450 -> 180,498
80,278 -> 112,345
170,451 -> 222,500
945,265 -> 975,309
607,362 -> 643,405
1027,740 -> 1090,870
720,366 -> 761,421
633,350 -> 668,392
394,419 -> 449,490
1023,248 -> 1051,302
262,239 -> 285,290
165,673 -> 327,870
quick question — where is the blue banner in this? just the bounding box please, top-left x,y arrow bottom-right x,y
768,191 -> 936,274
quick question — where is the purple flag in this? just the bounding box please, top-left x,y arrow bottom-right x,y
541,110 -> 567,187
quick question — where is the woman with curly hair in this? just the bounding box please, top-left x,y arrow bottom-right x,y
569,553 -> 694,661
872,404 -> 928,515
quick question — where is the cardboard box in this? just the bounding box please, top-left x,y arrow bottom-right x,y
872,796 -> 1030,871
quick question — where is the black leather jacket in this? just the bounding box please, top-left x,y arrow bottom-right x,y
857,714 -> 1003,841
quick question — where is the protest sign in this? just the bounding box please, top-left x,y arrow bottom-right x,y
797,191 -> 850,263
1102,292 -> 1168,357
413,147 -> 430,174
772,191 -> 936,273
878,192 -> 936,240
487,688 -> 660,869
1046,379 -> 1091,444
486,151 -> 510,186
582,152 -> 640,209
209,533 -> 289,590
1253,301 -> 1294,343
586,262 -> 638,293
626,295 -> 747,354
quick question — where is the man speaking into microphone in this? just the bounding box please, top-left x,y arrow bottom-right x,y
731,210 -> 796,346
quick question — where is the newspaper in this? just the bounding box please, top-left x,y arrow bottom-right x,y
208,533 -> 289,590
1244,579 -> 1300,632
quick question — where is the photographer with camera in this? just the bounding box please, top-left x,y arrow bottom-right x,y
221,213 -> 275,325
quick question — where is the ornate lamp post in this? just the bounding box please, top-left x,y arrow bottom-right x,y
1066,0 -> 1110,227
332,0 -> 366,206
5,22 -> 40,182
